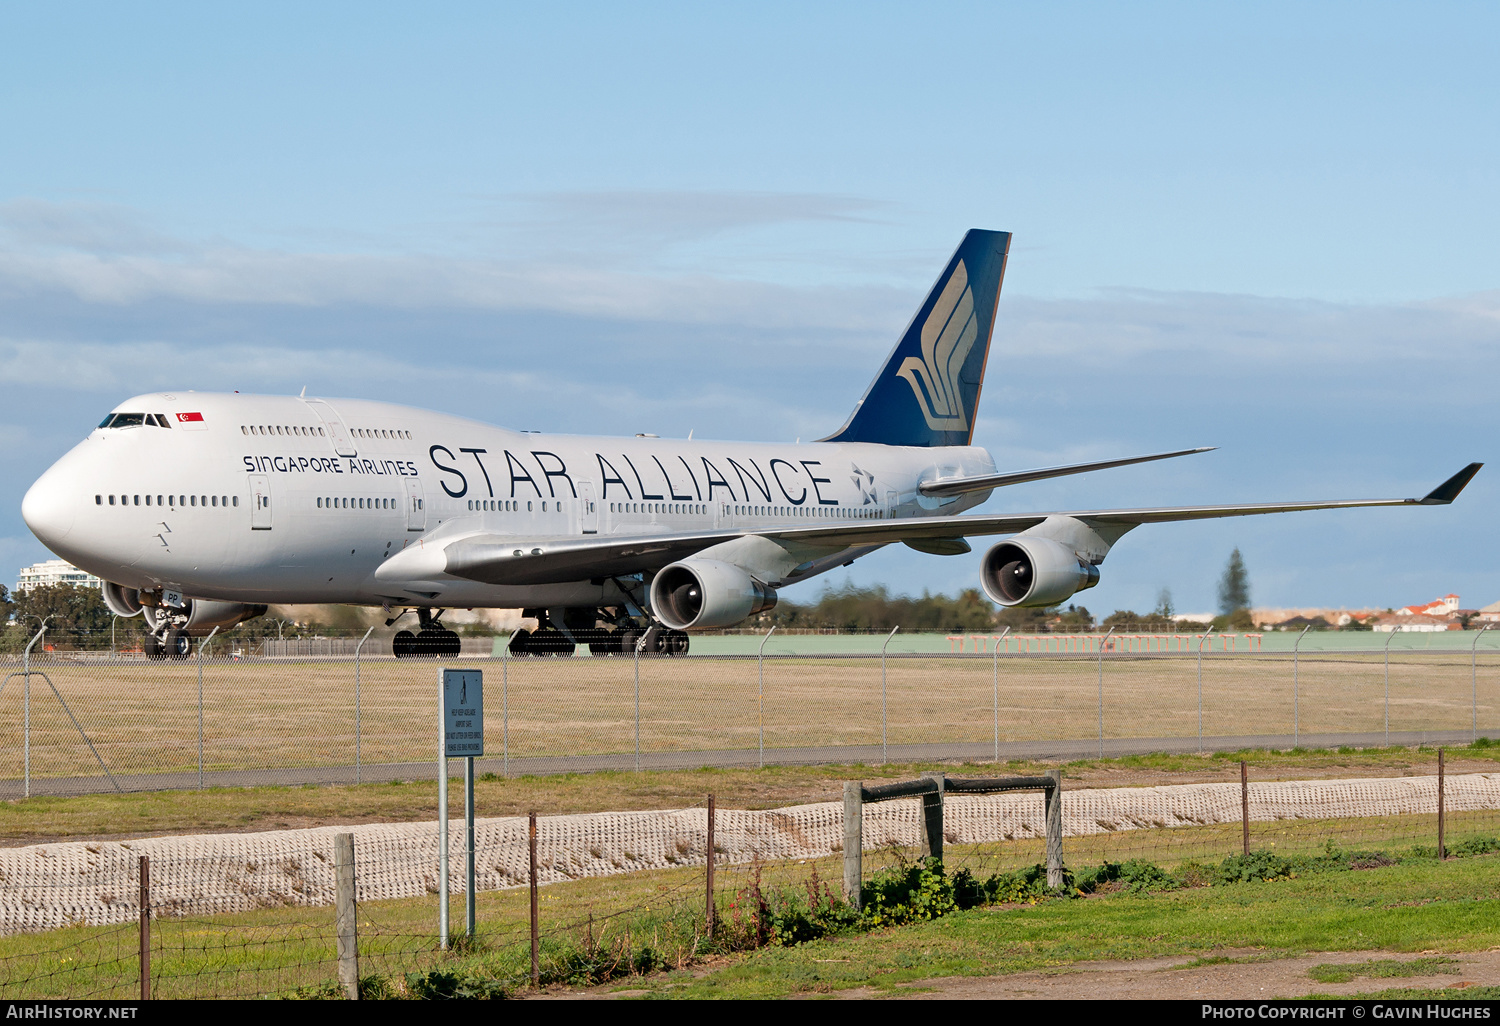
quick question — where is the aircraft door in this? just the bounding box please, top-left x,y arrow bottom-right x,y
404,478 -> 426,531
301,398 -> 357,458
578,481 -> 598,534
249,475 -> 273,530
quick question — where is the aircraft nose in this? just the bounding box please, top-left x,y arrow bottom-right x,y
22,463 -> 78,550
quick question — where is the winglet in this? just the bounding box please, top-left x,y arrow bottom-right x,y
1418,463 -> 1483,505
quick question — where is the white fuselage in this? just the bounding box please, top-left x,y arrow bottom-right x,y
22,392 -> 995,609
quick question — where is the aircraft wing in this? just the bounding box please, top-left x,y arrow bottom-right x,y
424,463 -> 1481,586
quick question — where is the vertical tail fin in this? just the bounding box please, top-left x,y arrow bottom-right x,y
820,229 -> 1011,447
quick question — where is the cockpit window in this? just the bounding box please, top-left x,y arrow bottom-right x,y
99,413 -> 146,428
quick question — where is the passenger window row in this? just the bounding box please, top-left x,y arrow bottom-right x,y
242,424 -> 324,437
469,499 -> 567,513
609,502 -> 705,515
97,494 -> 237,508
352,428 -> 410,440
318,497 -> 398,510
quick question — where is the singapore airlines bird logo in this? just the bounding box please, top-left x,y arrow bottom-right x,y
896,259 -> 978,432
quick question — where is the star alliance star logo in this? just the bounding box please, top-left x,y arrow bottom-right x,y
896,259 -> 978,433
850,464 -> 877,505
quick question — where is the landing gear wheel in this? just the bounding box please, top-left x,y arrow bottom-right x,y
439,629 -> 461,658
640,626 -> 665,655
529,628 -> 575,657
666,629 -> 690,655
165,628 -> 192,660
416,629 -> 444,657
616,629 -> 641,655
509,629 -> 532,656
393,630 -> 416,658
146,634 -> 167,661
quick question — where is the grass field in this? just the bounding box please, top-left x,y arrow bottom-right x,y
1,651 -> 1499,785
7,824 -> 1500,999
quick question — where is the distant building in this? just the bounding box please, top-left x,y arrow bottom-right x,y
1480,601 -> 1500,624
15,559 -> 102,594
1399,594 -> 1461,617
1373,613 -> 1458,633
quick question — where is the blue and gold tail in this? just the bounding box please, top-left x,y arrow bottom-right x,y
821,229 -> 1011,448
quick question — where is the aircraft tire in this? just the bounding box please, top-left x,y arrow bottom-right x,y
666,629 -> 690,655
616,629 -> 641,655
530,628 -> 574,657
146,635 -> 167,661
392,630 -> 416,658
440,629 -> 461,658
416,629 -> 445,657
165,629 -> 192,660
640,626 -> 665,655
508,629 -> 532,657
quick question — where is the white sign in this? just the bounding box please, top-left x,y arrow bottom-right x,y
441,669 -> 484,757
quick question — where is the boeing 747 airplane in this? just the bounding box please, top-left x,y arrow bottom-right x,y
20,230 -> 1481,658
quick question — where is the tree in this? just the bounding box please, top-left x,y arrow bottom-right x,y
1155,587 -> 1174,619
1217,548 -> 1251,617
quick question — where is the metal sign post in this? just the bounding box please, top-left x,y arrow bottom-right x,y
439,668 -> 483,947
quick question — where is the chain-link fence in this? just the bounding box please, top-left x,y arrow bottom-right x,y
2,629 -> 1499,796
1,754 -> 1495,999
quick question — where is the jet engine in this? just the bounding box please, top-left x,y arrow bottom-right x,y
140,596 -> 268,636
979,537 -> 1100,608
102,581 -> 144,617
649,559 -> 778,630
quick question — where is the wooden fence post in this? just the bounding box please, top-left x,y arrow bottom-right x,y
1044,770 -> 1064,889
1438,748 -> 1446,860
843,781 -> 862,908
529,811 -> 539,988
138,855 -> 150,1002
1241,760 -> 1250,856
706,795 -> 716,937
335,832 -> 359,1000
919,772 -> 945,862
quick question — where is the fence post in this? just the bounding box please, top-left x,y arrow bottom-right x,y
1473,626 -> 1491,744
1044,770 -> 1063,889
919,772 -> 945,862
138,855 -> 150,1001
354,627 -> 374,785
335,832 -> 359,1000
843,781 -> 863,908
504,630 -> 516,778
1097,626 -> 1115,758
1289,624 -> 1309,746
1196,627 -> 1214,755
529,811 -> 540,988
706,794 -> 716,937
634,634 -> 641,772
1438,747 -> 1446,860
881,626 -> 899,764
757,627 -> 776,768
22,624 -> 47,798
197,625 -> 219,790
1240,760 -> 1250,856
993,626 -> 1009,762
1384,626 -> 1399,746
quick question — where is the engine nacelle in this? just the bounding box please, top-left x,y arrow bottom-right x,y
650,559 -> 777,630
183,600 -> 268,636
980,537 -> 1100,608
102,581 -> 144,617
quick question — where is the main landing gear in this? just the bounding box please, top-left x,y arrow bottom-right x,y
391,608 -> 462,659
507,608 -> 690,657
145,628 -> 193,661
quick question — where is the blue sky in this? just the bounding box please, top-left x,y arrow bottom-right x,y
1,2 -> 1496,615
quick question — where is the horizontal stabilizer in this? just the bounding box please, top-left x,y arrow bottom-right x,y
919,447 -> 1215,498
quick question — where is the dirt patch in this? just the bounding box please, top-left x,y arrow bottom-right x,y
882,949 -> 1500,1000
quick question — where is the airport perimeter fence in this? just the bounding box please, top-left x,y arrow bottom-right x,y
2,756 -> 1498,999
2,628 -> 1500,796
